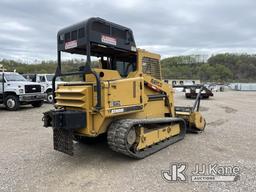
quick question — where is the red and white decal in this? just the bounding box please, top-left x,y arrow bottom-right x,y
65,40 -> 77,50
146,83 -> 161,92
101,35 -> 117,46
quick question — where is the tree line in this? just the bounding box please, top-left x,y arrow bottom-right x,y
161,53 -> 256,82
1,53 -> 256,82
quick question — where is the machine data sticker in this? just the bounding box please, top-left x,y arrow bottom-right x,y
110,105 -> 143,114
101,35 -> 117,46
65,40 -> 77,50
111,108 -> 124,114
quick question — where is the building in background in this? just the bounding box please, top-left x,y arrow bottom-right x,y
230,83 -> 256,91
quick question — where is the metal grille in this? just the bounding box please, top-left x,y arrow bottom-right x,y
55,86 -> 87,109
71,30 -> 77,40
78,28 -> 85,38
24,85 -> 41,93
92,21 -> 110,34
65,33 -> 71,42
142,57 -> 162,80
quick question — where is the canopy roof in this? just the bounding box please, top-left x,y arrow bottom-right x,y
57,17 -> 137,57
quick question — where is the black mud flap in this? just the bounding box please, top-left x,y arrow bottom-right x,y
53,128 -> 74,156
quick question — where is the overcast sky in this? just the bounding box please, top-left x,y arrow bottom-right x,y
0,0 -> 256,62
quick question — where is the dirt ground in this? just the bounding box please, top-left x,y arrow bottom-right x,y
0,91 -> 256,192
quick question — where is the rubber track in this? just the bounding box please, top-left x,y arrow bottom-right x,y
107,118 -> 186,159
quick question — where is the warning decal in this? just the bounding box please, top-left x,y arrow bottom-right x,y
101,35 -> 117,46
65,40 -> 77,50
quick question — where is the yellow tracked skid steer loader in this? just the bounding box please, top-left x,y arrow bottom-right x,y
43,17 -> 206,159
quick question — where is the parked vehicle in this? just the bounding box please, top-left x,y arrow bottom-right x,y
172,84 -> 213,99
184,85 -> 214,99
0,72 -> 46,110
22,74 -> 63,103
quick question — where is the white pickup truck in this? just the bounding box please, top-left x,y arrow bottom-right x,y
22,74 -> 63,103
0,72 -> 46,110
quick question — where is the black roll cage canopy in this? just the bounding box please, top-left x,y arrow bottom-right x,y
53,17 -> 137,110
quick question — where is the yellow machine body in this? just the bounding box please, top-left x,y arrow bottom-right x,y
44,18 -> 206,158
53,49 -> 205,154
55,49 -> 177,136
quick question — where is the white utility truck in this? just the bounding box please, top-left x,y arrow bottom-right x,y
22,74 -> 62,103
0,72 -> 46,110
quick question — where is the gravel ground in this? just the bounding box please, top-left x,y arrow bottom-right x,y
0,91 -> 256,192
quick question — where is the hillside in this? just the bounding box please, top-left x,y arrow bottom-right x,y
161,53 -> 256,82
1,53 -> 256,82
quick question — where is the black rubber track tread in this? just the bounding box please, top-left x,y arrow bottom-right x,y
107,118 -> 187,159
